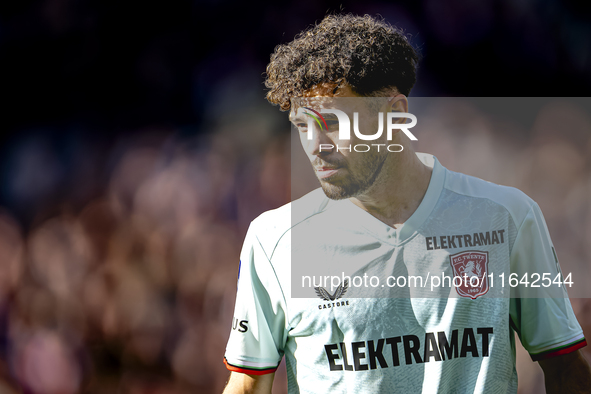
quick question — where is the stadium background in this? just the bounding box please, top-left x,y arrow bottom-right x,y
0,0 -> 590,393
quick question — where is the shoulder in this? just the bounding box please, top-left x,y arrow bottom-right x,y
442,166 -> 537,228
248,188 -> 331,256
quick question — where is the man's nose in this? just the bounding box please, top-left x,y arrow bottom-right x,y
306,126 -> 334,156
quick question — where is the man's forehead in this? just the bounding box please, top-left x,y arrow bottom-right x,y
289,98 -> 341,122
289,83 -> 359,121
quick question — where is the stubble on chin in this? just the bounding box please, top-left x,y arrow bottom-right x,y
319,179 -> 357,200
319,156 -> 387,200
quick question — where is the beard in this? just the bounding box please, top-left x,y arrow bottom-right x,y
314,151 -> 387,200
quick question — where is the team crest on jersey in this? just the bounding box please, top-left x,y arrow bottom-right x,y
450,251 -> 489,299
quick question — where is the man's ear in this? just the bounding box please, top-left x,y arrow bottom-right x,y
388,94 -> 408,113
388,94 -> 409,125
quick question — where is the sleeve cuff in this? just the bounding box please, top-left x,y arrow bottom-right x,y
223,357 -> 279,375
530,338 -> 587,361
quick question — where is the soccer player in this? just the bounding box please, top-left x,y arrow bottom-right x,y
223,14 -> 591,393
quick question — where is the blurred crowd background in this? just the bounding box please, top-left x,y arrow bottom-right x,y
1,1 -> 590,393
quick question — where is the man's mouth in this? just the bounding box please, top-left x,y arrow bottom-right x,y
315,166 -> 341,179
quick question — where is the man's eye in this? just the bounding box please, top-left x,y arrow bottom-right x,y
296,123 -> 308,129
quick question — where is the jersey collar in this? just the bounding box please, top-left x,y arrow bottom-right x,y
339,153 -> 446,246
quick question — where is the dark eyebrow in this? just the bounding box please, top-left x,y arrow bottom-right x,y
289,113 -> 307,123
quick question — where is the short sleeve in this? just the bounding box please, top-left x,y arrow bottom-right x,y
223,222 -> 287,375
509,203 -> 586,361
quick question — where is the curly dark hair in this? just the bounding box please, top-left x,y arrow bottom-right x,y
265,14 -> 419,111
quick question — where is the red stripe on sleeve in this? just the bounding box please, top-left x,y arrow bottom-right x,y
531,339 -> 587,361
223,357 -> 278,375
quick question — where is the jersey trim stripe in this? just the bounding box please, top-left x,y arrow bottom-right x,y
530,338 -> 587,361
223,357 -> 278,375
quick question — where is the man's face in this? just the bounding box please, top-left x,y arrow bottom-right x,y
290,87 -> 390,200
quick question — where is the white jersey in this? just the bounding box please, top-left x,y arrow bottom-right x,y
224,153 -> 586,393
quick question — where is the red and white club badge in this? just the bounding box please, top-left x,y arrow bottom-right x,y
449,251 -> 489,299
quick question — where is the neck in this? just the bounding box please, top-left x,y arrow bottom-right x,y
349,149 -> 433,229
